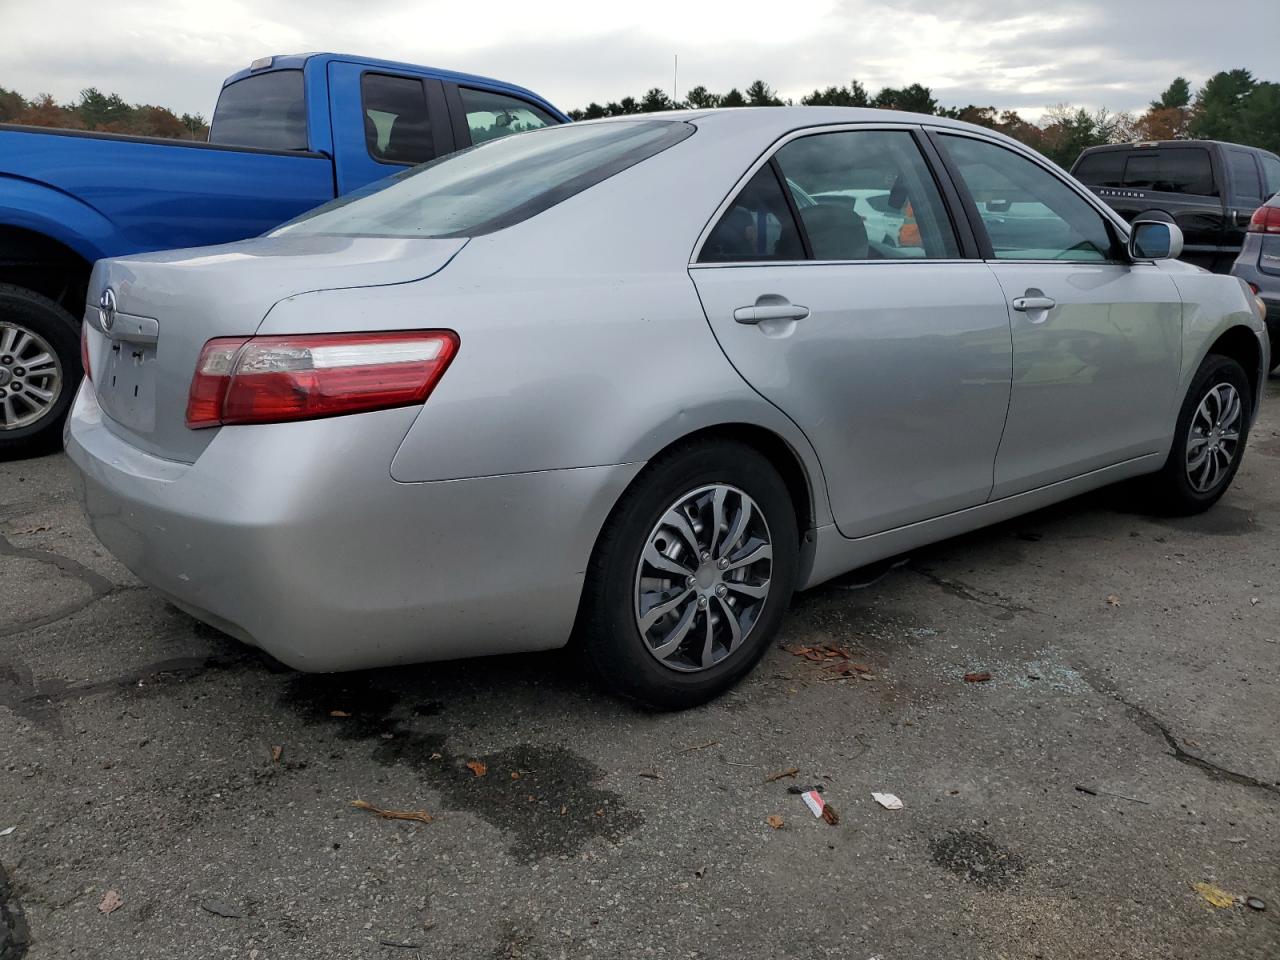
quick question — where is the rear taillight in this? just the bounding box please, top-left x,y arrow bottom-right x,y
1248,205 -> 1280,234
185,330 -> 458,429
80,324 -> 91,382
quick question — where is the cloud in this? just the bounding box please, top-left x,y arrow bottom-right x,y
1,0 -> 1275,119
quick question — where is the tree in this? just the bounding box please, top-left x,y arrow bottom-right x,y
616,96 -> 640,115
179,112 -> 208,139
720,87 -> 746,108
684,85 -> 719,109
579,102 -> 606,119
1190,68 -> 1256,140
1151,76 -> 1191,110
744,80 -> 782,106
801,80 -> 870,107
873,83 -> 937,115
640,87 -> 675,112
0,85 -> 25,123
77,87 -> 133,130
15,93 -> 82,129
1036,105 -> 1132,168
1236,81 -> 1280,154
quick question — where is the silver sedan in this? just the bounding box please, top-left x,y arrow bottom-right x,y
66,109 -> 1269,709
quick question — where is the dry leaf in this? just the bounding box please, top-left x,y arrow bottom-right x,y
765,814 -> 785,830
351,799 -> 434,824
329,710 -> 352,718
765,767 -> 800,783
1193,882 -> 1235,909
821,804 -> 840,826
559,805 -> 568,815
510,771 -> 521,780
98,890 -> 123,914
1106,595 -> 1121,607
465,760 -> 487,778
429,752 -> 443,761
963,672 -> 992,683
271,745 -> 283,764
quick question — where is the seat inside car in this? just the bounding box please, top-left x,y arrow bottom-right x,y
799,202 -> 869,260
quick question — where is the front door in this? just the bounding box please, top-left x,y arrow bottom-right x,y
934,132 -> 1183,498
690,128 -> 1013,538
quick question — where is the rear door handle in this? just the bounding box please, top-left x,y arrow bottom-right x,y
733,301 -> 810,324
1012,296 -> 1056,312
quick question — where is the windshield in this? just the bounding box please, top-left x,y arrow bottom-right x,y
273,120 -> 694,239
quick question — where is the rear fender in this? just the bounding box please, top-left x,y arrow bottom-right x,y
0,175 -> 119,264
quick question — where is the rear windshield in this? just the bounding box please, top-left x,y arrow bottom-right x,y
210,70 -> 308,151
272,120 -> 693,239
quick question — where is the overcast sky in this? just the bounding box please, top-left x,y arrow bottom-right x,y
2,0 -> 1276,120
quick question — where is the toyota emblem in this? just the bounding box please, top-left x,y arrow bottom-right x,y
100,287 -> 117,332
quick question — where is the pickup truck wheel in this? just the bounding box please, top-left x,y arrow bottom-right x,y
0,284 -> 81,460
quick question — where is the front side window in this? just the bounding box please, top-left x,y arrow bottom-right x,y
361,73 -> 433,165
775,130 -> 959,259
941,135 -> 1114,262
1122,148 -> 1216,196
458,87 -> 555,146
1228,150 -> 1263,203
209,70 -> 308,151
273,120 -> 692,239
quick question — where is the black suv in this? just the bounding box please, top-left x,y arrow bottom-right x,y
1072,140 -> 1280,273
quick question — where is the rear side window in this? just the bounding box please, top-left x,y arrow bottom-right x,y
361,73 -> 433,165
458,87 -> 556,145
1263,155 -> 1280,197
210,70 -> 308,151
1228,150 -> 1263,203
1121,149 -> 1216,196
273,120 -> 693,239
1073,150 -> 1125,187
700,165 -> 805,262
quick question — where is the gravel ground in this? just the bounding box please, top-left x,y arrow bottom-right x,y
2,379 -> 1278,959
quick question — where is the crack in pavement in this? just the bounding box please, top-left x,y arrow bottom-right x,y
909,567 -> 1039,620
1117,696 -> 1280,797
0,533 -> 117,639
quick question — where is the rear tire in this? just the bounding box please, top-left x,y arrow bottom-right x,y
578,440 -> 799,710
1142,353 -> 1252,515
0,284 -> 82,460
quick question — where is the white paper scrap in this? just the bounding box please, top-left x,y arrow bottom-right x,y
872,792 -> 903,810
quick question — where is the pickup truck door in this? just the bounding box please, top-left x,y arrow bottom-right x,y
327,61 -> 456,194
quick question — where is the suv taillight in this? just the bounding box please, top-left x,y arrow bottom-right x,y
185,330 -> 458,429
1248,204 -> 1280,234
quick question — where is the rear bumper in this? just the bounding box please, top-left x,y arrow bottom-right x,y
65,384 -> 641,671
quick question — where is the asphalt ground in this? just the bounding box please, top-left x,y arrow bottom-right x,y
2,378 -> 1278,959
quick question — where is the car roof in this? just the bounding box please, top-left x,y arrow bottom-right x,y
1080,139 -> 1278,157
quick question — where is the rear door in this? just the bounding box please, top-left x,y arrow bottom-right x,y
690,126 -> 1013,538
1225,148 -> 1267,253
327,62 -> 455,194
934,131 -> 1182,498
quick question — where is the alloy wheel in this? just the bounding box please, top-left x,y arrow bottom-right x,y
0,321 -> 62,431
633,483 -> 773,673
1185,382 -> 1242,494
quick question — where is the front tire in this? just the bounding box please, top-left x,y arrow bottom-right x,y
578,440 -> 799,710
1144,353 -> 1252,515
0,284 -> 82,460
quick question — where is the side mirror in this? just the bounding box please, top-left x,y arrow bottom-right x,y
1129,219 -> 1184,261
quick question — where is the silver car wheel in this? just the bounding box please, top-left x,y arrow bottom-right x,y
634,483 -> 773,673
1185,382 -> 1242,494
0,321 -> 63,431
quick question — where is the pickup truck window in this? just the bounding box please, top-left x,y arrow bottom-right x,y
1228,150 -> 1263,203
1122,149 -> 1216,197
272,119 -> 693,239
458,87 -> 555,145
361,73 -> 434,165
209,70 -> 308,152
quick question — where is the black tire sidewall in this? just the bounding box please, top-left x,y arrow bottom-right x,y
583,441 -> 799,710
1157,354 -> 1252,511
0,285 -> 82,457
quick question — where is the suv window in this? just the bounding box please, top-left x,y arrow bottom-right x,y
700,164 -> 805,262
1228,150 -> 1263,203
458,88 -> 555,145
1122,148 -> 1216,196
1073,150 -> 1125,187
940,135 -> 1114,262
209,70 -> 308,151
274,120 -> 692,239
1263,155 -> 1280,197
773,131 -> 959,260
361,73 -> 433,165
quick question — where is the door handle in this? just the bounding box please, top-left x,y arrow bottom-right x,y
1011,295 -> 1056,312
733,300 -> 810,324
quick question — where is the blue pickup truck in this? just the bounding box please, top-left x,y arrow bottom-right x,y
0,52 -> 567,455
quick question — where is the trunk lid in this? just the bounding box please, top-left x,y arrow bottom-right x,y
85,234 -> 466,463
